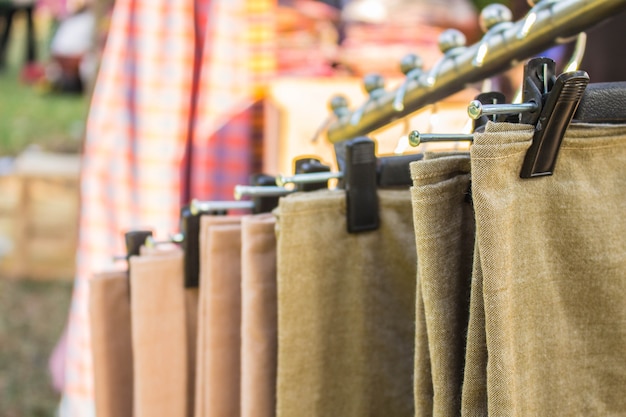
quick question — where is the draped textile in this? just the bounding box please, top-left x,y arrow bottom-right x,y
410,154 -> 474,417
275,189 -> 416,417
60,0 -> 276,414
195,217 -> 243,417
470,121 -> 626,415
240,214 -> 278,417
129,249 -> 190,417
89,271 -> 133,417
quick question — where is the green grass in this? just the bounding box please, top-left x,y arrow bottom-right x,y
0,13 -> 88,156
0,11 -> 79,417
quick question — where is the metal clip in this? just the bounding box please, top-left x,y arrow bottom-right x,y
520,69 -> 589,178
468,99 -> 538,120
190,199 -> 255,214
471,91 -> 508,131
277,171 -> 343,187
351,73 -> 386,125
408,130 -> 474,147
234,185 -> 292,200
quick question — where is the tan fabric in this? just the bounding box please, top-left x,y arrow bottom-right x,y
275,188 -> 416,417
195,216 -> 242,417
129,248 -> 190,417
136,242 -> 199,416
89,271 -> 133,417
195,217 -> 243,417
240,214 -> 278,417
460,244 -> 487,417
185,288 -> 199,417
471,121 -> 626,415
410,154 -> 474,417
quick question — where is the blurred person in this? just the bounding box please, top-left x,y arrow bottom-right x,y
36,5 -> 95,93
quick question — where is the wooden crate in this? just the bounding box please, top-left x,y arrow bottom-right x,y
0,151 -> 80,280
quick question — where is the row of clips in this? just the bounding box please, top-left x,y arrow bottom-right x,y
119,137 -> 422,289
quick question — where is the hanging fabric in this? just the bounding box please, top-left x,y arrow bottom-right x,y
129,248 -> 193,417
240,214 -> 278,417
470,121 -> 626,414
60,0 -> 277,413
410,153 -> 474,416
274,188 -> 416,417
88,271 -> 133,417
195,216 -> 243,417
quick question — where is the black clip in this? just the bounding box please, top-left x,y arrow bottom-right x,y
343,137 -> 379,233
335,138 -> 422,233
250,173 -> 281,214
294,157 -> 331,191
124,230 -> 153,259
180,206 -> 203,288
520,57 -> 589,178
472,91 -> 508,131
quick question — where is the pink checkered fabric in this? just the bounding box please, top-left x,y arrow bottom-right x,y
59,1 -> 276,415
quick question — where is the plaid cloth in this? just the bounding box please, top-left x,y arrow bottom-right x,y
59,0 -> 276,415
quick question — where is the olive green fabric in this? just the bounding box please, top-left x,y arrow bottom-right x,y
471,121 -> 626,415
89,271 -> 133,417
275,188 -> 416,417
410,154 -> 474,417
240,214 -> 278,417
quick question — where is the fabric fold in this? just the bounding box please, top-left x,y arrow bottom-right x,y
240,213 -> 278,417
410,154 -> 474,417
195,216 -> 243,417
471,121 -> 626,415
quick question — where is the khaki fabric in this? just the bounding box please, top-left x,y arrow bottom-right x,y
89,271 -> 133,417
240,214 -> 278,417
275,188 -> 416,417
184,288 -> 199,417
460,244 -> 487,417
195,217 -> 243,417
195,216 -> 242,417
136,243 -> 199,416
410,154 -> 474,417
129,248 -> 190,417
471,121 -> 626,415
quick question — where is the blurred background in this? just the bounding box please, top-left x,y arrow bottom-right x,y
1,1 -> 87,415
0,0 -> 526,415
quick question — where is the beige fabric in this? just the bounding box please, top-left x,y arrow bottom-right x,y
275,188 -> 416,417
195,217 -> 243,417
136,242 -> 199,416
471,121 -> 626,415
129,248 -> 190,417
410,154 -> 474,417
240,214 -> 278,417
460,244 -> 487,417
185,288 -> 199,417
195,216 -> 242,417
89,271 -> 133,417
